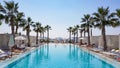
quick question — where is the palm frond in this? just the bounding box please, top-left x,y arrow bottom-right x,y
116,9 -> 120,18
4,1 -> 14,11
27,17 -> 31,22
81,18 -> 86,22
108,12 -> 116,18
0,4 -> 6,13
45,25 -> 51,30
93,13 -> 100,18
0,21 -> 2,25
94,23 -> 102,29
4,16 -> 9,24
0,14 -> 4,20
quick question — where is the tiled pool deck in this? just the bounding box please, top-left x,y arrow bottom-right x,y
0,44 -> 120,68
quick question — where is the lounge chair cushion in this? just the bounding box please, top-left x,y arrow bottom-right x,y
0,49 -> 5,54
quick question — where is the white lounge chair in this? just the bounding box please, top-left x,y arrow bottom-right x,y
0,49 -> 11,59
111,49 -> 116,52
90,48 -> 102,53
102,52 -> 117,57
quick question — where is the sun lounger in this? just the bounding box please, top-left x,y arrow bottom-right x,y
90,48 -> 102,53
81,45 -> 87,47
102,52 -> 117,59
0,53 -> 8,58
31,43 -> 38,47
11,49 -> 24,55
112,51 -> 120,61
0,49 -> 11,59
111,49 -> 116,52
102,52 -> 117,56
11,44 -> 27,55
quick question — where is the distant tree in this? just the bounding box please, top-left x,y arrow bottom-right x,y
33,22 -> 41,44
74,25 -> 79,43
72,27 -> 76,43
45,25 -> 51,43
38,25 -> 43,43
42,26 -> 46,42
67,27 -> 72,43
81,14 -> 93,46
22,17 -> 33,47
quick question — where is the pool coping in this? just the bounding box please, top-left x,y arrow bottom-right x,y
79,46 -> 120,68
0,46 -> 42,68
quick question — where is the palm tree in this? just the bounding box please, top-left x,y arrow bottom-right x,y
15,12 -> 24,34
33,22 -> 41,44
38,25 -> 43,43
45,25 -> 51,43
93,7 -> 119,51
79,25 -> 87,37
22,17 -> 33,47
82,28 -> 86,37
42,27 -> 46,42
67,27 -> 72,43
74,25 -> 79,43
81,14 -> 93,46
0,1 -> 19,42
72,27 -> 76,43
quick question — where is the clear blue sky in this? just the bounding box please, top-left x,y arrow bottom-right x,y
0,0 -> 120,38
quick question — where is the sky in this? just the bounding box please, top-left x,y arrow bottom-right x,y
0,0 -> 120,38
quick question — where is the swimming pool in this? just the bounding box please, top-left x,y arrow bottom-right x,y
5,44 -> 115,68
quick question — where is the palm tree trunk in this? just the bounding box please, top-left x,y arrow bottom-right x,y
10,18 -> 15,44
91,29 -> 92,36
69,32 -> 71,43
10,20 -> 14,35
80,31 -> 83,45
27,29 -> 30,47
88,27 -> 90,46
47,30 -> 49,43
73,33 -> 75,43
43,32 -> 44,42
80,31 -> 82,37
70,32 -> 71,43
40,33 -> 42,43
102,26 -> 107,51
76,31 -> 78,43
84,31 -> 85,37
36,32 -> 38,44
15,24 -> 18,34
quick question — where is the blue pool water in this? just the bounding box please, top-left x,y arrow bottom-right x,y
5,44 -> 115,68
